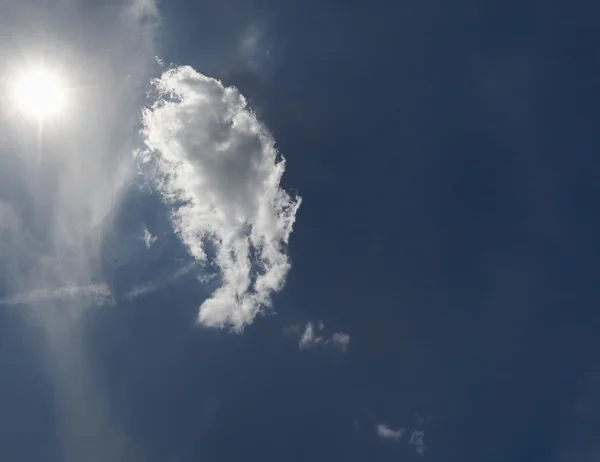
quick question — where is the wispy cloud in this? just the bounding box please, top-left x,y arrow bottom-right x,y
0,284 -> 114,307
331,332 -> 351,352
299,321 -> 324,349
376,423 -> 406,441
142,227 -> 157,248
375,422 -> 426,456
124,260 -> 200,300
293,321 -> 351,352
126,0 -> 160,20
140,66 -> 301,331
409,430 -> 426,455
239,23 -> 270,71
0,2 -> 162,460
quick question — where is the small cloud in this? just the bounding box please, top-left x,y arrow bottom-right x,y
142,227 -> 157,248
299,322 -> 324,350
375,423 -> 426,456
409,430 -> 426,455
331,332 -> 351,352
239,23 -> 270,71
241,25 -> 260,55
376,423 -> 406,441
127,0 -> 159,19
293,321 -> 351,352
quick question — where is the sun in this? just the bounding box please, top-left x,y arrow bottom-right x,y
13,68 -> 67,119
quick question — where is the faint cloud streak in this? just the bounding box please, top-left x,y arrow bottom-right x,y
0,284 -> 114,306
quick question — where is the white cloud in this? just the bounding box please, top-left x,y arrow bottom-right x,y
126,0 -> 160,20
376,423 -> 406,441
140,65 -> 301,331
142,227 -> 157,248
0,284 -> 114,307
409,430 -> 426,455
375,423 -> 426,456
295,321 -> 351,352
239,23 -> 270,71
331,332 -> 351,352
299,321 -> 324,349
125,260 -> 200,300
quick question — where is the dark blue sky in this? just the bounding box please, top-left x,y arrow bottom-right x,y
1,1 -> 599,461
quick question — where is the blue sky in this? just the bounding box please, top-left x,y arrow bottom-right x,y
0,0 -> 599,461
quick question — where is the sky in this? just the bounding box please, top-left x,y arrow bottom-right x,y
0,0 -> 599,461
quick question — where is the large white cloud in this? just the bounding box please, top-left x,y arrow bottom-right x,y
140,66 -> 301,331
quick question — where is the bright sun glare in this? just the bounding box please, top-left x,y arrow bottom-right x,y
13,68 -> 67,119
